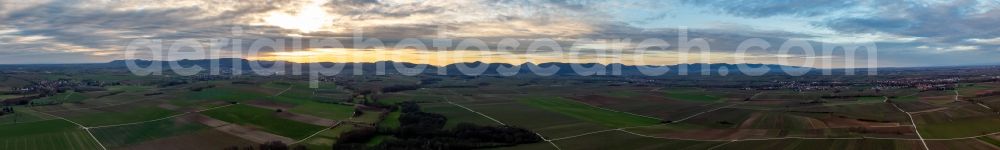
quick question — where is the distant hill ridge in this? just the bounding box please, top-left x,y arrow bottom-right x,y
105,58 -> 814,76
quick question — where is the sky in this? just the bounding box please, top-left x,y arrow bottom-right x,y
0,0 -> 998,67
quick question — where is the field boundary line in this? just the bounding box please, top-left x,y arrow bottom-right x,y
446,101 -> 506,126
614,124 -> 1000,141
549,123 -> 667,141
727,97 -> 893,111
534,132 -> 562,150
293,122 -> 341,144
548,128 -> 619,141
957,89 -> 995,110
706,140 -> 735,150
34,109 -> 107,150
442,93 -> 560,150
975,102 -> 993,110
441,91 -> 507,125
83,128 -> 107,150
750,92 -> 764,100
63,92 -> 74,100
672,102 -> 743,123
548,101 -> 744,142
36,97 -> 156,113
448,101 -> 561,150
649,87 -> 663,92
894,103 -> 930,150
273,84 -> 294,97
87,104 -> 235,129
0,119 -> 60,125
559,97 -> 663,121
617,128 -> 919,141
559,107 -> 958,143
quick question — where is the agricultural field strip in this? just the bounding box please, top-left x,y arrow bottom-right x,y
649,87 -> 663,92
557,96 -> 663,121
893,103 -> 929,150
615,128 -> 913,142
63,92 -> 74,100
672,102 -> 745,123
615,125 -> 1000,141
958,89 -> 995,110
37,96 -> 157,113
273,84 -> 294,97
550,101 -> 1000,143
447,101 -> 562,150
730,97 -> 891,111
440,90 -> 510,125
706,140 -> 735,150
33,109 -> 107,150
292,122 -> 341,144
749,92 -> 764,100
549,102 -> 740,141
547,123 -> 665,141
442,95 -> 562,150
0,118 -> 59,125
86,104 -> 235,129
444,102 -> 506,126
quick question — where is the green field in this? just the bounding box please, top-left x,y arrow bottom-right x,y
604,90 -> 641,98
421,103 -> 500,128
918,116 -> 1000,138
550,130 -> 721,150
352,109 -> 385,123
377,111 -> 401,129
365,135 -> 395,147
6,65 -> 1000,149
891,95 -> 920,102
977,137 -> 1000,147
288,102 -> 356,120
517,96 -> 661,128
106,85 -> 152,92
185,86 -> 271,102
262,81 -> 293,89
663,88 -> 723,102
467,101 -> 611,138
714,139 -> 906,150
621,123 -> 708,135
375,96 -> 410,105
31,91 -> 89,104
64,106 -> 178,127
296,124 -> 356,150
0,120 -> 103,150
90,119 -> 207,148
201,104 -> 326,140
0,107 -> 56,125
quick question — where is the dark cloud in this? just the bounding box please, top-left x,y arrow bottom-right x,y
820,0 -> 1000,39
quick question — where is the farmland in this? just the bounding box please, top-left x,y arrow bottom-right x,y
200,104 -> 327,140
0,120 -> 103,150
1,63 -> 1000,150
90,119 -> 206,148
517,96 -> 661,128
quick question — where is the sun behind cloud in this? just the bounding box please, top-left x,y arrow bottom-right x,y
262,0 -> 333,33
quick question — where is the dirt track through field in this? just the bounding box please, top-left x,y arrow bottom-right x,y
442,89 -> 562,150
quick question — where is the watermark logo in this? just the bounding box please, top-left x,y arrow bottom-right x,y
124,26 -> 879,88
